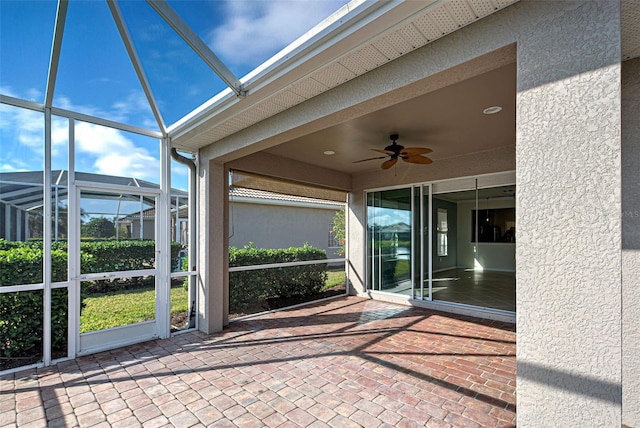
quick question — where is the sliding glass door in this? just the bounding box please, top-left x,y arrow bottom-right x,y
366,179 -> 516,313
367,188 -> 413,295
411,185 -> 431,300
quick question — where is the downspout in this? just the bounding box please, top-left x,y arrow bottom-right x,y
171,148 -> 197,329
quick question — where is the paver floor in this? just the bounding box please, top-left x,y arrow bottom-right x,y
1,296 -> 516,427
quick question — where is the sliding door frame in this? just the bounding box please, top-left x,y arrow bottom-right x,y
364,172 -> 515,305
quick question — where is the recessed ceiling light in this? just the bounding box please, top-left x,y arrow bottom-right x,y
483,106 -> 502,115
323,150 -> 335,155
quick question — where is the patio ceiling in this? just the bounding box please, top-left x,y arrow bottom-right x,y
171,0 -> 640,177
170,0 -> 521,152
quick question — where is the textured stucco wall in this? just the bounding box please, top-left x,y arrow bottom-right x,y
197,0 -> 629,423
345,1 -> 626,425
516,1 -> 622,426
229,201 -> 341,256
622,56 -> 640,427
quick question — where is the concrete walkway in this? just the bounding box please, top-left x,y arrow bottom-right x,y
1,296 -> 516,427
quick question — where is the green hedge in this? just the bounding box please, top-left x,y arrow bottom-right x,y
0,244 -> 72,368
0,240 -> 181,285
0,240 -> 327,367
0,239 -> 180,369
0,288 -> 68,370
229,243 -> 328,312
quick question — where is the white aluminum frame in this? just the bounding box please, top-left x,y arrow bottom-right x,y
0,0 -> 203,372
363,172 -> 515,311
146,0 -> 243,96
44,1 -> 67,108
74,184 -> 162,356
0,105 -> 195,374
43,108 -> 53,365
411,186 -> 416,299
67,118 -> 78,359
107,0 -> 167,134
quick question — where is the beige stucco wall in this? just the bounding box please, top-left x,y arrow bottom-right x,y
515,1 -> 622,425
347,3 -> 627,425
229,200 -> 341,257
622,56 -> 640,427
198,1 -> 633,424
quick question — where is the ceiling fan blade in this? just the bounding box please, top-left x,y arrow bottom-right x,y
353,156 -> 387,163
401,147 -> 433,155
372,149 -> 395,155
381,158 -> 398,169
403,155 -> 433,164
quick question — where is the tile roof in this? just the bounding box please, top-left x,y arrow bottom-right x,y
230,187 -> 343,207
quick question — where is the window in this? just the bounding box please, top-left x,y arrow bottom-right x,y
437,208 -> 448,256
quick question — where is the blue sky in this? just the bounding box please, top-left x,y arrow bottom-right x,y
0,0 -> 348,188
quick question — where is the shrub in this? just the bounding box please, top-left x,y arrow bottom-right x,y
2,239 -> 181,275
229,243 -> 328,312
0,239 -> 181,368
0,286 -> 68,371
0,246 -> 71,286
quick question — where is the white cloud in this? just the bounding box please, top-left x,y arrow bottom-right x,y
110,90 -> 154,124
51,91 -> 156,129
74,122 -> 159,181
207,1 -> 344,69
0,86 -> 17,97
1,90 -> 160,180
0,105 -> 44,150
0,163 -> 29,172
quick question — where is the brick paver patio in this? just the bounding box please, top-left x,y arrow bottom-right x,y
1,296 -> 516,427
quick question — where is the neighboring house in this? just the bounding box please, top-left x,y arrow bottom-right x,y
228,187 -> 344,257
120,205 -> 189,243
121,186 -> 345,257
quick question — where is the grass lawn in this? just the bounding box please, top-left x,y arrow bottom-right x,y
81,269 -> 345,332
80,286 -> 188,333
324,269 -> 346,289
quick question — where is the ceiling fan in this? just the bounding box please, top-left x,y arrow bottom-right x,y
353,134 -> 433,169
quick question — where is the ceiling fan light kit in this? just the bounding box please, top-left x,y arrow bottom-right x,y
353,133 -> 433,170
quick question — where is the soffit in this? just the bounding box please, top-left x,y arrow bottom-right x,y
170,0 -> 520,150
172,0 -> 639,154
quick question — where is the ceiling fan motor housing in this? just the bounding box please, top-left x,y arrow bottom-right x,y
352,133 -> 432,168
385,134 -> 403,154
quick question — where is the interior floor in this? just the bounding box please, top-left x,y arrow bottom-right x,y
431,268 -> 515,312
379,267 -> 516,312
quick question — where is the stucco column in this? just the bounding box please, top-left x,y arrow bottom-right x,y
622,57 -> 640,427
516,2 -> 622,426
197,159 -> 229,333
347,191 -> 366,295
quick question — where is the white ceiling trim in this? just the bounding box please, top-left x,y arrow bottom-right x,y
170,0 -> 520,150
170,0 -> 638,151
